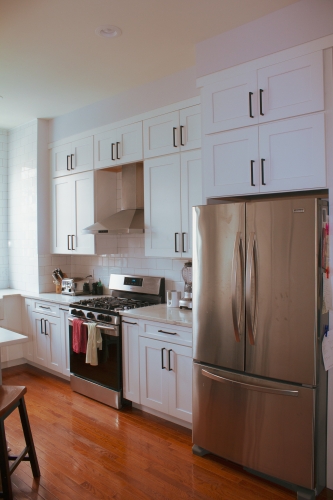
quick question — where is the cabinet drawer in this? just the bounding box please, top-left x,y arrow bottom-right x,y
34,301 -> 59,317
140,320 -> 192,346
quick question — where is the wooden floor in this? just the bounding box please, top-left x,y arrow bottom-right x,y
1,365 -> 332,500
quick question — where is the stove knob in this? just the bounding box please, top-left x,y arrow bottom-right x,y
104,315 -> 111,322
71,309 -> 78,315
97,314 -> 105,321
87,312 -> 95,320
77,310 -> 84,317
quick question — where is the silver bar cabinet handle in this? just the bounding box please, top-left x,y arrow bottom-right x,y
173,127 -> 177,147
67,235 -> 71,251
122,321 -> 138,325
67,155 -> 71,171
71,154 -> 74,169
246,232 -> 257,346
231,232 -> 243,343
44,319 -> 49,336
180,126 -> 185,146
71,235 -> 75,251
174,233 -> 179,253
259,89 -> 264,115
202,369 -> 299,397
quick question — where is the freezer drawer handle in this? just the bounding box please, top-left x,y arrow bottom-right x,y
231,232 -> 244,343
201,370 -> 299,397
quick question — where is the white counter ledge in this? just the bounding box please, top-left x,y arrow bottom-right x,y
119,304 -> 192,327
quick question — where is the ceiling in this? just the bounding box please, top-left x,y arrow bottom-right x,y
0,0 -> 300,130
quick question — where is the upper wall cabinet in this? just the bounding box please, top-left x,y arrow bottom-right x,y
144,149 -> 202,258
94,121 -> 143,170
51,136 -> 93,178
143,105 -> 201,158
204,113 -> 326,197
51,170 -> 95,255
202,51 -> 324,134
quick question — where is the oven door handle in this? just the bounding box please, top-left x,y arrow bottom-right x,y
68,317 -> 119,337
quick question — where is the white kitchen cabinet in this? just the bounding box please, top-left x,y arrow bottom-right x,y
122,318 -> 140,404
203,72 -> 258,134
59,306 -> 70,376
257,51 -> 324,124
144,149 -> 202,257
143,105 -> 201,158
202,51 -> 324,134
51,170 -> 95,255
94,121 -> 143,169
22,298 -> 34,362
31,311 -> 62,374
139,336 -> 192,423
204,113 -> 326,197
51,136 -> 93,178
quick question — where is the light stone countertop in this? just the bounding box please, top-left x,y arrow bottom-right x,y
120,304 -> 192,328
0,289 -> 100,306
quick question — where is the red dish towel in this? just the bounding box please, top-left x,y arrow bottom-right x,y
72,318 -> 88,354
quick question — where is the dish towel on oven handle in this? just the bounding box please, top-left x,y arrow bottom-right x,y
72,318 -> 87,354
85,322 -> 103,366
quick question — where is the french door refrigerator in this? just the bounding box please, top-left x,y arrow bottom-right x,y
192,197 -> 328,499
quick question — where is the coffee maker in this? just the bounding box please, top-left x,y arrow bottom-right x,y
179,262 -> 192,309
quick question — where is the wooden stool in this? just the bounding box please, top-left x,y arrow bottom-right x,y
0,386 -> 40,499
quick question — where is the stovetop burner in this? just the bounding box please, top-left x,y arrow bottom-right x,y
69,274 -> 165,324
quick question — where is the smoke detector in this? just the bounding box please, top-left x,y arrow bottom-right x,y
95,25 -> 122,38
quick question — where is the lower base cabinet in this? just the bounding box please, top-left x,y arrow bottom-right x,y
122,317 -> 193,424
139,337 -> 192,423
31,311 -> 62,373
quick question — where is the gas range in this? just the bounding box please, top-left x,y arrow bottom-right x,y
69,274 -> 165,325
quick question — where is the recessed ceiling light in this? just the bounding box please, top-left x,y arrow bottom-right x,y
95,25 -> 122,38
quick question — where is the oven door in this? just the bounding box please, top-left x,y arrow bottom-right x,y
68,318 -> 122,391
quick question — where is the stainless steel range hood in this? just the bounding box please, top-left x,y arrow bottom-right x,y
83,163 -> 144,235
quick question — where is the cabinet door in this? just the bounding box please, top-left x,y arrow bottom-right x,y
71,136 -> 93,173
259,114 -> 326,193
143,111 -> 180,158
180,150 -> 202,257
22,299 -> 34,362
204,127 -> 259,197
44,316 -> 62,374
144,154 -> 181,257
94,128 -> 118,169
203,71 -> 258,134
51,143 -> 72,178
122,318 -> 140,404
258,51 -> 324,124
59,307 -> 70,376
51,177 -> 74,254
117,122 -> 143,165
72,171 -> 95,255
168,344 -> 192,423
32,312 -> 48,367
179,105 -> 201,151
139,337 -> 169,413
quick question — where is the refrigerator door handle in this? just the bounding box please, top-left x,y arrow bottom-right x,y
201,369 -> 299,397
246,232 -> 257,345
231,232 -> 244,343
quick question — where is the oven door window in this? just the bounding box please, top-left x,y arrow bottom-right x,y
69,325 -> 122,391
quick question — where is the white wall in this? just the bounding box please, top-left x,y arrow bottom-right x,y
7,121 -> 39,292
48,66 -> 199,143
0,130 -> 9,289
196,0 -> 333,78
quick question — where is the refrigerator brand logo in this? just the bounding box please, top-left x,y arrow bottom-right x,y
293,208 -> 305,213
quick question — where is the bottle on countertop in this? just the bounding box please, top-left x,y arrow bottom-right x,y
97,279 -> 103,295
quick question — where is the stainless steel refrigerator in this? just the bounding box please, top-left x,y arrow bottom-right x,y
192,197 -> 328,499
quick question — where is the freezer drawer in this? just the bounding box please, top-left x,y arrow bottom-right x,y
193,363 -> 315,489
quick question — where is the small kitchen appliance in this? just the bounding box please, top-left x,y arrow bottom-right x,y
179,262 -> 192,309
62,277 -> 86,296
68,274 -> 165,409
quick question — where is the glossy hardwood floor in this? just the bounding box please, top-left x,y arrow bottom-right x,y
1,365 -> 332,500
